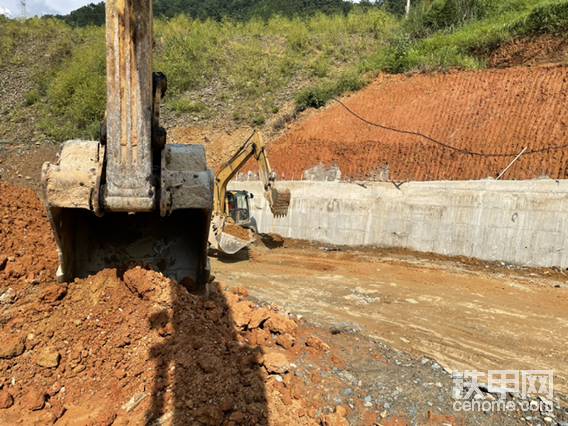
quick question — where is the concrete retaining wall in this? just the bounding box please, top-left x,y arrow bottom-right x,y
229,180 -> 568,268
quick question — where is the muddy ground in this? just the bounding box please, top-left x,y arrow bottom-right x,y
0,181 -> 567,425
214,239 -> 568,394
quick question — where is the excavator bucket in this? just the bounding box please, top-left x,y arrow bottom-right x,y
208,215 -> 255,255
42,0 -> 214,287
42,143 -> 213,285
266,187 -> 291,217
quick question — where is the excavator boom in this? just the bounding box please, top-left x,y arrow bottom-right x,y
42,0 -> 214,288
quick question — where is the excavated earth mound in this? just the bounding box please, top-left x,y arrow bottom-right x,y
266,65 -> 568,182
0,182 -> 369,425
489,36 -> 568,68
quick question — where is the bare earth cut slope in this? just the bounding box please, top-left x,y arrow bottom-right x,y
267,65 -> 568,181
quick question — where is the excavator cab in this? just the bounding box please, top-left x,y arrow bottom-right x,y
42,0 -> 214,287
227,190 -> 258,233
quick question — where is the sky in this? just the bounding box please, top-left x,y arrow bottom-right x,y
0,0 -> 92,17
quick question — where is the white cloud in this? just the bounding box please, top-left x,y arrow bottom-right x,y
0,0 -> 93,17
0,6 -> 12,17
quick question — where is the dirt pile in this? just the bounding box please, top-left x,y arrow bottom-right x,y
262,65 -> 568,182
0,182 -> 57,287
0,182 -> 378,425
0,264 -> 332,425
223,223 -> 254,241
489,35 -> 568,68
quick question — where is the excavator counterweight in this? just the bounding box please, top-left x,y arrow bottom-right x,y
42,0 -> 214,287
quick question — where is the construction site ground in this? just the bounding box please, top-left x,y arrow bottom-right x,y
2,62 -> 568,424
0,180 -> 567,425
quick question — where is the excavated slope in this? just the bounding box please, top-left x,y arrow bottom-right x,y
268,65 -> 568,181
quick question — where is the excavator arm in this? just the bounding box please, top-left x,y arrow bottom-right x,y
209,132 -> 290,254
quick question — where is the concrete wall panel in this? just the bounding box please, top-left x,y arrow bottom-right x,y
231,180 -> 568,268
230,180 -> 568,268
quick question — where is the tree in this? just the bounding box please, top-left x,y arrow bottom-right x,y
51,0 -> 358,27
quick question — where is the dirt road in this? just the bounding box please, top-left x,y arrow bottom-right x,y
213,241 -> 568,395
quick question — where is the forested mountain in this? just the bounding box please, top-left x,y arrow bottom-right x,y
49,0 -> 363,27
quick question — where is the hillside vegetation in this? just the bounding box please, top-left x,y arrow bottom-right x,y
51,0 -> 354,26
0,0 -> 567,143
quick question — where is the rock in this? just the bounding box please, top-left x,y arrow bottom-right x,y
72,364 -> 86,373
122,392 -> 147,413
23,389 -> 46,411
35,348 -> 61,368
321,413 -> 349,426
4,261 -> 23,278
0,287 -> 16,304
0,255 -> 7,271
197,354 -> 220,374
262,351 -> 290,374
0,390 -> 14,409
265,315 -> 297,335
220,396 -> 234,412
40,285 -> 67,303
0,334 -> 25,359
248,308 -> 272,329
25,272 -> 39,285
113,369 -> 127,380
47,382 -> 62,397
231,301 -> 254,328
231,287 -> 249,298
248,328 -> 272,347
275,333 -> 295,350
305,335 -> 330,352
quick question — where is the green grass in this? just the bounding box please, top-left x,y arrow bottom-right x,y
1,1 -> 568,142
379,0 -> 568,73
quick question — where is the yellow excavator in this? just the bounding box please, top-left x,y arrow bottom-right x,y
209,132 -> 291,254
42,0 -> 214,287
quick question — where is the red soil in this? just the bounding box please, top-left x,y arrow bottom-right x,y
266,65 -> 568,181
489,35 -> 568,68
0,182 -> 368,425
